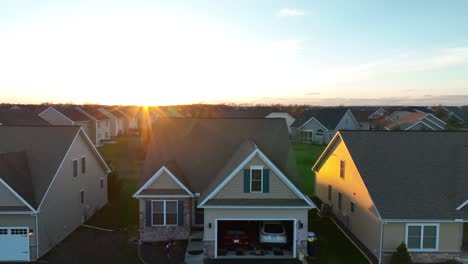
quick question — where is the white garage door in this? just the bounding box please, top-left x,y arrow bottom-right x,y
0,227 -> 30,261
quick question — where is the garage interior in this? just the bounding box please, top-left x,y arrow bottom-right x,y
216,220 -> 294,258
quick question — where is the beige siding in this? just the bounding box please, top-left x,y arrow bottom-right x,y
37,132 -> 108,257
147,171 -> 182,189
38,108 -> 73,125
203,208 -> 309,242
0,183 -> 24,206
315,139 -> 382,257
0,214 -> 37,260
382,222 -> 463,252
213,155 -> 299,199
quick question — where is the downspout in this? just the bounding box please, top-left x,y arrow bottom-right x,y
35,213 -> 39,260
378,221 -> 384,264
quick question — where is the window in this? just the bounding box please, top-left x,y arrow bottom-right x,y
302,130 -> 313,143
152,200 -> 178,226
338,192 -> 342,210
316,129 -> 324,136
73,160 -> 78,177
328,185 -> 332,201
11,229 -> 27,235
250,168 -> 263,192
0,229 -> 7,235
340,160 -> 345,179
81,157 -> 86,174
80,190 -> 85,204
406,224 -> 438,251
100,178 -> 104,189
350,202 -> 355,213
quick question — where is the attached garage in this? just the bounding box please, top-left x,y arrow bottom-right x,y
216,219 -> 295,258
0,227 -> 30,262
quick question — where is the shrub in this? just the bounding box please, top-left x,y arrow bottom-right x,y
390,243 -> 412,264
444,260 -> 462,264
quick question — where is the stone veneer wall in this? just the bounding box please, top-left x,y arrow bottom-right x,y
139,198 -> 191,241
381,251 -> 462,263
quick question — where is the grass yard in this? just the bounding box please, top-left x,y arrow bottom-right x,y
292,143 -> 326,195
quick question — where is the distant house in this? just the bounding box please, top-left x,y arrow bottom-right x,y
313,131 -> 467,264
98,107 -> 126,137
37,106 -> 94,141
117,106 -> 139,130
0,108 -> 49,125
0,126 -> 110,262
265,112 -> 296,134
133,118 -> 315,260
76,106 -> 112,144
291,108 -> 360,144
387,106 -> 434,122
384,112 -> 446,130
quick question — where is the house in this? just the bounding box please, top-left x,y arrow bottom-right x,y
0,108 -> 49,125
0,125 -> 110,262
76,106 -> 112,144
387,106 -> 434,122
313,131 -> 467,263
384,112 -> 446,130
37,106 -> 95,142
98,107 -> 126,137
265,112 -> 296,134
117,106 -> 139,131
133,118 -> 315,260
291,108 -> 361,144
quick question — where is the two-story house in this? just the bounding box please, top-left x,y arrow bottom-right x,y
76,106 -> 111,145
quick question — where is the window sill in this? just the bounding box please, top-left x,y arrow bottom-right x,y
407,249 -> 439,252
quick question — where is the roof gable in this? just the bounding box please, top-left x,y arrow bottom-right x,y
134,166 -> 193,197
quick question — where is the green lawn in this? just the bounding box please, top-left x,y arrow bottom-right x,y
292,143 -> 326,195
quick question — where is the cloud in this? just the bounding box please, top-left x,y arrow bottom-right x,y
278,8 -> 305,17
305,92 -> 321,96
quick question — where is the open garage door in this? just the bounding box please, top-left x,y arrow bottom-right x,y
0,227 -> 30,261
215,220 -> 295,258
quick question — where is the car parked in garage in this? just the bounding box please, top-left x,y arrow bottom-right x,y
223,228 -> 249,248
259,221 -> 287,245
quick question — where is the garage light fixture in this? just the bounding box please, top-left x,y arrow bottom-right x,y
208,223 -> 212,229
28,229 -> 34,236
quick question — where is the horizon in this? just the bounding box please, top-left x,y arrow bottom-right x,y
1,0 -> 468,106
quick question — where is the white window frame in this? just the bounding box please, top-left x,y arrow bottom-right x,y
151,200 -> 178,227
250,165 -> 264,193
302,130 -> 314,143
405,223 -> 439,252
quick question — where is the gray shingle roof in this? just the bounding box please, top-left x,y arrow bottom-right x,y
0,126 -> 81,209
291,108 -> 348,129
0,109 -> 50,125
337,131 -> 468,220
139,118 -> 300,198
0,151 -> 34,207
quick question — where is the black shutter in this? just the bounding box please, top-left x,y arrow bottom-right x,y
145,200 -> 152,227
263,169 -> 270,193
244,169 -> 250,193
178,200 -> 184,226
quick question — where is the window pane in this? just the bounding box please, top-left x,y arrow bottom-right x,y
407,237 -> 421,249
407,226 -> 422,249
166,201 -> 177,213
423,226 -> 436,237
408,226 -> 421,237
423,237 -> 436,249
152,213 -> 164,225
152,201 -> 163,213
166,213 -> 177,225
251,169 -> 262,192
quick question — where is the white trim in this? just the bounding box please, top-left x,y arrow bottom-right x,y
78,128 -> 111,173
404,120 -> 435,130
200,205 -> 314,209
422,115 -> 445,129
456,200 -> 468,210
299,117 -> 328,131
35,213 -> 39,260
0,211 -> 34,215
133,166 -> 193,197
405,223 -> 439,252
383,219 -> 468,223
151,200 -> 178,226
38,106 -> 74,124
198,147 -> 315,208
75,107 -> 98,121
249,166 -> 263,193
311,132 -> 342,172
0,178 -> 36,213
134,195 -> 192,198
214,218 -> 297,259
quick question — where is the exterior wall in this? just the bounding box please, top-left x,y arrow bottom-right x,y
300,118 -> 331,144
138,198 -> 191,241
0,183 -> 24,206
37,132 -> 108,258
335,110 -> 360,130
38,108 -> 74,126
75,121 -> 91,138
203,208 -> 309,258
97,120 -> 111,142
315,139 -> 382,258
213,155 -> 298,199
147,171 -> 182,189
0,214 -> 37,261
98,109 -> 119,137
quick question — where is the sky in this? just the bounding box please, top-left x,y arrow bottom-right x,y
1,0 -> 468,106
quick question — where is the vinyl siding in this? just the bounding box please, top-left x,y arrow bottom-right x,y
37,132 -> 108,257
212,155 -> 299,199
147,171 -> 182,189
203,208 -> 308,242
38,108 -> 73,125
382,222 -> 463,252
335,111 -> 360,130
315,138 -> 382,258
0,183 -> 24,206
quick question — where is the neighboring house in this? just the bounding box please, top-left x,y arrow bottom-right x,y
291,108 -> 360,144
0,108 -> 49,125
384,112 -> 446,130
0,126 -> 110,262
387,107 -> 434,122
265,112 -> 296,134
117,106 -> 139,130
133,118 -> 315,260
313,131 -> 467,264
98,107 -> 125,137
37,106 -> 95,142
76,106 -> 111,144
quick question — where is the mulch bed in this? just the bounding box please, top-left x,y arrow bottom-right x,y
139,240 -> 188,264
